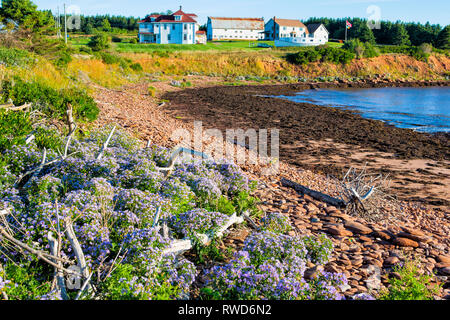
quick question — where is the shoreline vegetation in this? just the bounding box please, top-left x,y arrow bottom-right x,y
1,0 -> 450,301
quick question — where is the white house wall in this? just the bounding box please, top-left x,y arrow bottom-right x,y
208,28 -> 264,40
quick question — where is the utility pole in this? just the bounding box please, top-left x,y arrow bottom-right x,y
64,3 -> 67,44
345,24 -> 347,42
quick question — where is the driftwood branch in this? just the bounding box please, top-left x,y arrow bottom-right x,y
66,104 -> 75,134
0,226 -> 79,276
163,213 -> 244,256
281,178 -> 346,208
96,126 -> 116,161
0,103 -> 32,112
48,232 -> 69,300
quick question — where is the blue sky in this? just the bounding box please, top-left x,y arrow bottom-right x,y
32,0 -> 449,25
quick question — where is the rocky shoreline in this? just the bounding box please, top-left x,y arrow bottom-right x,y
93,79 -> 450,299
163,80 -> 449,208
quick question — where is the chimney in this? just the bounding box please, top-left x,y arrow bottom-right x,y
180,6 -> 182,11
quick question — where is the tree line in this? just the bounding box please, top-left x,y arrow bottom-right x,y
303,17 -> 449,49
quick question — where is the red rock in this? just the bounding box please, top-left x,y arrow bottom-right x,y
397,232 -> 432,244
326,226 -> 353,237
439,267 -> 450,276
345,221 -> 372,235
401,227 -> 425,237
373,230 -> 392,241
384,256 -> 400,265
437,255 -> 450,264
393,237 -> 419,248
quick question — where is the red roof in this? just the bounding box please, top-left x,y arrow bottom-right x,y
139,9 -> 197,23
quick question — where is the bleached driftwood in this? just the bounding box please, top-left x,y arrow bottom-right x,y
0,103 -> 32,112
0,226 -> 78,276
66,104 -> 76,134
15,129 -> 79,186
48,232 -> 69,300
25,134 -> 35,145
281,178 -> 346,208
242,211 -> 259,230
162,213 -> 245,256
65,219 -> 90,276
96,126 -> 116,161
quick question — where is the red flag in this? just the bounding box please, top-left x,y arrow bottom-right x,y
346,20 -> 352,29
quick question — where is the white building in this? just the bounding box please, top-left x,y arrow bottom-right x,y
272,22 -> 330,47
264,17 -> 309,40
138,7 -> 199,44
306,23 -> 329,44
207,17 -> 265,41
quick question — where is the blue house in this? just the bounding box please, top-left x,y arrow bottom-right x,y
138,7 -> 199,44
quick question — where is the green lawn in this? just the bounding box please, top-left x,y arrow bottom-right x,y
115,40 -> 277,53
68,34 -> 343,54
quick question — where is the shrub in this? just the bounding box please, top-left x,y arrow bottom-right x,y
148,85 -> 156,97
378,259 -> 441,300
287,46 -> 355,65
130,38 -> 138,44
0,109 -> 33,154
0,46 -> 35,67
100,52 -> 123,65
111,36 -> 122,43
130,62 -> 143,72
88,33 -> 110,52
0,78 -> 99,121
260,212 -> 292,234
343,39 -> 379,59
203,231 -> 347,300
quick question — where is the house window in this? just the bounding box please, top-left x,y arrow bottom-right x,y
172,25 -> 175,30
184,34 -> 187,40
184,24 -> 187,30
164,24 -> 167,30
168,34 -> 171,40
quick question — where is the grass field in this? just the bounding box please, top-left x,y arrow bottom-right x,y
68,33 -> 343,54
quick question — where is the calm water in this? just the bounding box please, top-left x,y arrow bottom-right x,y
277,87 -> 450,133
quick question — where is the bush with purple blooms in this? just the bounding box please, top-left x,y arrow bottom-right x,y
260,212 -> 292,234
0,125 -> 349,301
0,126 -> 262,300
202,231 -> 347,300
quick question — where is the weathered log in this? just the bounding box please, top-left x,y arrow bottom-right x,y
281,178 -> 346,208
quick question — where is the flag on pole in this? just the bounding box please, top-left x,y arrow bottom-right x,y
346,20 -> 352,29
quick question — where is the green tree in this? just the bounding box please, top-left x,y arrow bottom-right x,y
87,33 -> 110,51
0,0 -> 38,22
350,20 -> 376,44
435,25 -> 450,50
0,0 -> 53,33
101,18 -> 111,32
390,24 -> 411,46
83,23 -> 94,34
